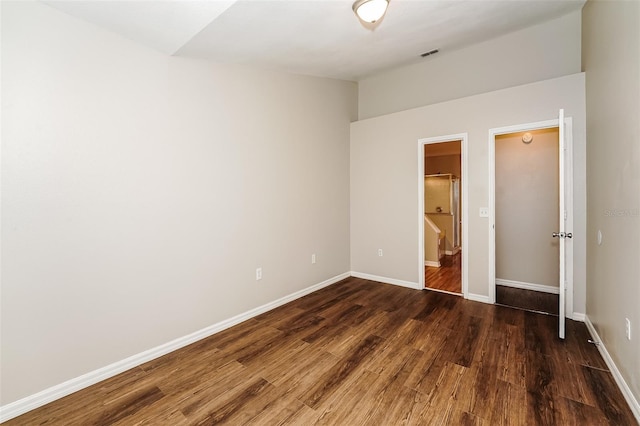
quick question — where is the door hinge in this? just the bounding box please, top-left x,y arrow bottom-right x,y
564,210 -> 567,220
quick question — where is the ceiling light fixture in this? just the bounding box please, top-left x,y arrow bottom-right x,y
352,0 -> 389,24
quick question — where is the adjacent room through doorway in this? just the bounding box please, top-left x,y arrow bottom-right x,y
423,140 -> 462,295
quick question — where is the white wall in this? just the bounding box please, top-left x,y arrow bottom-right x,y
350,73 -> 586,309
0,1 -> 356,405
358,11 -> 582,120
583,0 -> 640,408
495,129 -> 560,288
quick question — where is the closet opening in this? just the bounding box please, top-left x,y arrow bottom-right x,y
494,127 -> 560,314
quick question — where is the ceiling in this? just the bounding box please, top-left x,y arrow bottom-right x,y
43,0 -> 585,81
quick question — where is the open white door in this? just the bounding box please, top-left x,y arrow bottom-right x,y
556,109 -> 568,339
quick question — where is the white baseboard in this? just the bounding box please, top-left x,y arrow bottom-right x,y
350,271 -> 421,290
467,293 -> 490,304
584,315 -> 640,423
444,247 -> 460,255
424,260 -> 440,267
495,278 -> 560,294
572,312 -> 586,322
0,272 -> 350,423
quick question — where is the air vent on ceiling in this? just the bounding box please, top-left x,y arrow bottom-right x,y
420,49 -> 439,58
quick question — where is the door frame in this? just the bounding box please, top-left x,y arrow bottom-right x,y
417,133 -> 469,298
488,118 -> 574,317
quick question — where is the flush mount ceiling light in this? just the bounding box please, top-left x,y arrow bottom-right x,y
352,0 -> 389,24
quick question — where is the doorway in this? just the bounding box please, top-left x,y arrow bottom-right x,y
488,114 -> 574,338
418,134 -> 468,298
494,127 -> 560,314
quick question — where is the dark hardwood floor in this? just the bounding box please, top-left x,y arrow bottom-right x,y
426,252 -> 461,294
6,277 -> 636,425
496,285 -> 560,315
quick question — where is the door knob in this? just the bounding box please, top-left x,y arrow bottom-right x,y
552,232 -> 572,239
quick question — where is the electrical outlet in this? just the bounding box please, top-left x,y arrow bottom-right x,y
625,318 -> 631,340
479,207 -> 489,217
378,249 -> 383,257
256,267 -> 262,281
311,254 -> 316,264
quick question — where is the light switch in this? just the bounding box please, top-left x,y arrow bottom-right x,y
479,207 -> 489,217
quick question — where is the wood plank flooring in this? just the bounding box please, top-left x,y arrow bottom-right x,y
496,285 -> 560,315
425,252 -> 461,294
6,277 -> 637,425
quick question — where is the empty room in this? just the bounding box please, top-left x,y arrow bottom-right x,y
1,0 -> 638,424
